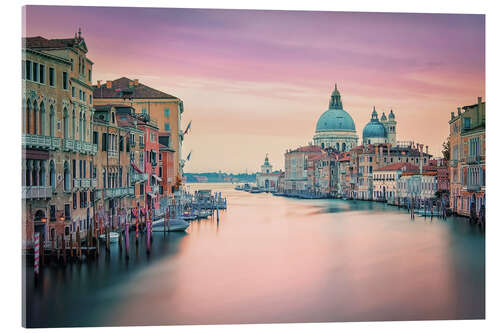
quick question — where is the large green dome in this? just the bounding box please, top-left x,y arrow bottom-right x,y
315,84 -> 356,133
315,109 -> 356,132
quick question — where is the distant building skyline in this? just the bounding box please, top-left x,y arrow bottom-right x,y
24,6 -> 485,173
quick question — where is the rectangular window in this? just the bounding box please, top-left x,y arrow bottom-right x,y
62,72 -> 68,89
72,87 -> 75,98
50,205 -> 56,221
73,192 -> 77,210
83,91 -> 86,102
89,95 -> 93,105
164,108 -> 170,117
49,67 -> 55,86
164,123 -> 170,131
79,160 -> 82,179
93,131 -> 98,145
140,183 -> 144,195
119,136 -> 124,152
464,117 -> 471,129
39,64 -> 45,84
102,133 -> 107,151
33,62 -> 39,82
26,60 -> 32,80
88,69 -> 92,82
65,204 -> 71,219
72,159 -> 76,178
79,90 -> 82,100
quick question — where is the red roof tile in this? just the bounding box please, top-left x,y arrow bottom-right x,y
375,162 -> 419,172
93,77 -> 178,99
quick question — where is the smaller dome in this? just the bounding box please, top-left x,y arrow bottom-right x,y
363,107 -> 387,139
389,109 -> 395,119
380,112 -> 387,121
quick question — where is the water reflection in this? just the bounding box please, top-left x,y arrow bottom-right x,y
25,183 -> 484,327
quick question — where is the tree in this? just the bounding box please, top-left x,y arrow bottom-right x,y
442,136 -> 450,160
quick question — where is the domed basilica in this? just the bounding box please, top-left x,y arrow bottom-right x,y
313,84 -> 358,151
313,85 -> 397,150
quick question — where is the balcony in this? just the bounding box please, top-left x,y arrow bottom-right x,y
463,184 -> 481,192
73,178 -> 81,189
139,142 -> 145,149
62,138 -> 97,155
22,134 -> 61,150
104,186 -> 135,199
81,178 -> 90,188
131,173 -> 148,183
63,138 -> 74,151
466,155 -> 482,165
152,184 -> 159,194
449,159 -> 458,167
91,178 -> 97,188
109,150 -> 118,158
22,186 -> 52,199
130,141 -> 136,148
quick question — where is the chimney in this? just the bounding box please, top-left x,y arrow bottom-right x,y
106,80 -> 112,89
457,107 -> 461,116
478,96 -> 482,104
134,79 -> 139,86
97,80 -> 101,88
451,112 -> 455,120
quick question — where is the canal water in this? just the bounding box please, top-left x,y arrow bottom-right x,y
24,183 -> 485,327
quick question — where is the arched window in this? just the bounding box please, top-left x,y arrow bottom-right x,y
26,99 -> 32,134
32,163 -> 38,186
40,102 -> 45,136
79,111 -> 83,141
72,108 -> 76,139
336,143 -> 340,151
25,162 -> 31,186
39,162 -> 46,186
64,161 -> 70,191
49,160 -> 56,190
103,170 -> 106,189
63,107 -> 69,138
342,143 -> 346,152
33,102 -> 38,135
49,105 -> 55,137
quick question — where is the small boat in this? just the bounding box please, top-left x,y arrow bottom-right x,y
196,210 -> 211,218
250,187 -> 262,193
181,213 -> 198,221
152,218 -> 190,232
234,185 -> 244,190
98,231 -> 120,243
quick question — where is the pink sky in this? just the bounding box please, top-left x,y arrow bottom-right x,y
24,6 -> 485,173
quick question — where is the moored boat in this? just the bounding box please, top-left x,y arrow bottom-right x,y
152,218 -> 190,232
98,231 -> 120,243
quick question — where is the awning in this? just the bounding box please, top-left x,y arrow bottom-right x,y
131,162 -> 143,173
153,175 -> 162,182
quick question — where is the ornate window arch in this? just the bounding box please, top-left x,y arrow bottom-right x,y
40,101 -> 46,136
49,104 -> 55,137
33,102 -> 39,135
25,98 -> 32,134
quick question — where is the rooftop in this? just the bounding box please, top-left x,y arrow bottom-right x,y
93,77 -> 178,99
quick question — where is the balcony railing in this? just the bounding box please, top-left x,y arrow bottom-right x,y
81,178 -> 90,188
466,155 -> 482,165
22,186 -> 52,199
152,184 -> 159,194
91,178 -> 97,188
109,150 -> 118,158
61,138 -> 97,155
104,187 -> 135,199
463,184 -> 481,192
449,159 -> 458,167
139,142 -> 145,149
73,178 -> 81,188
131,173 -> 148,183
22,134 -> 61,150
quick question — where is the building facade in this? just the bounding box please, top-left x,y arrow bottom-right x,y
256,155 -> 281,192
373,162 -> 419,203
283,145 -> 324,192
93,77 -> 185,191
449,97 -> 485,217
22,32 -> 97,247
